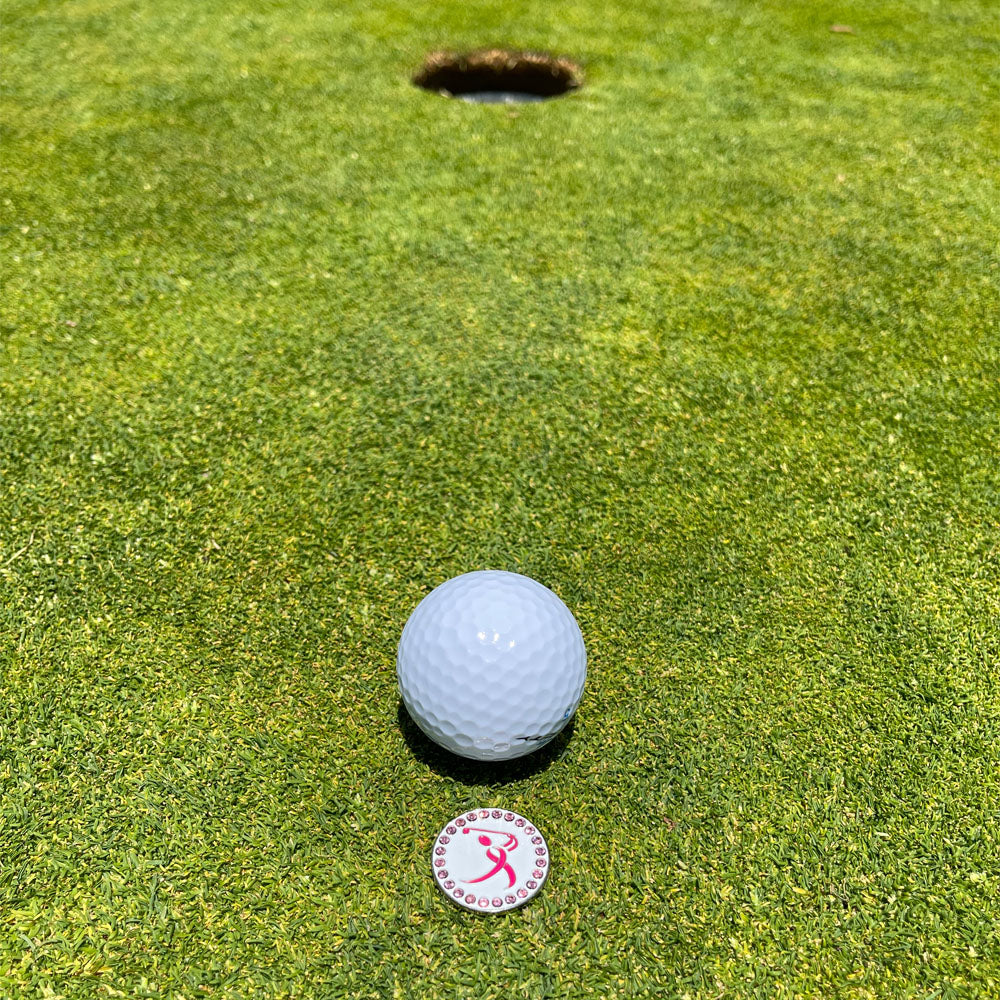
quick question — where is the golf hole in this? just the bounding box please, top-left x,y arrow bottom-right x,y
413,49 -> 582,104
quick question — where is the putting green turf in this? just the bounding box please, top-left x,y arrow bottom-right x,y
2,0 -> 999,996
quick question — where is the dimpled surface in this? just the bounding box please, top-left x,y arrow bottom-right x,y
397,571 -> 586,761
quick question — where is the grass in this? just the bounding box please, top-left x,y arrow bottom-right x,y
2,0 -> 998,997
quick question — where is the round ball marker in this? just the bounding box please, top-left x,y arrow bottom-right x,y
431,809 -> 550,913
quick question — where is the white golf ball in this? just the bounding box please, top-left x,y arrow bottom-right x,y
397,571 -> 586,761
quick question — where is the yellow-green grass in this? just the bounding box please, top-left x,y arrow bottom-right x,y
2,1 -> 998,997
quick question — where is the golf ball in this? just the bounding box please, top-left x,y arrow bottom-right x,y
397,571 -> 586,761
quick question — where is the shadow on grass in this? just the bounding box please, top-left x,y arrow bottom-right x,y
397,700 -> 576,786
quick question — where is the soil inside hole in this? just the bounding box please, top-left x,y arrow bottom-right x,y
413,49 -> 582,102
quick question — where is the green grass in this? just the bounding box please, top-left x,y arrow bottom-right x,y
2,0 -> 999,996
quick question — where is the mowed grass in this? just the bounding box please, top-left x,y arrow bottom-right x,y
2,0 -> 999,997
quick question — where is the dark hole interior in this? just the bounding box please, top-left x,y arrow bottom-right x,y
414,50 -> 582,100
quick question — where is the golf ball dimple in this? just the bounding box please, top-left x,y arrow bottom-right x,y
397,571 -> 586,761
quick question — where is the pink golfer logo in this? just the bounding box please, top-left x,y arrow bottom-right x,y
461,827 -> 519,887
431,809 -> 548,914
